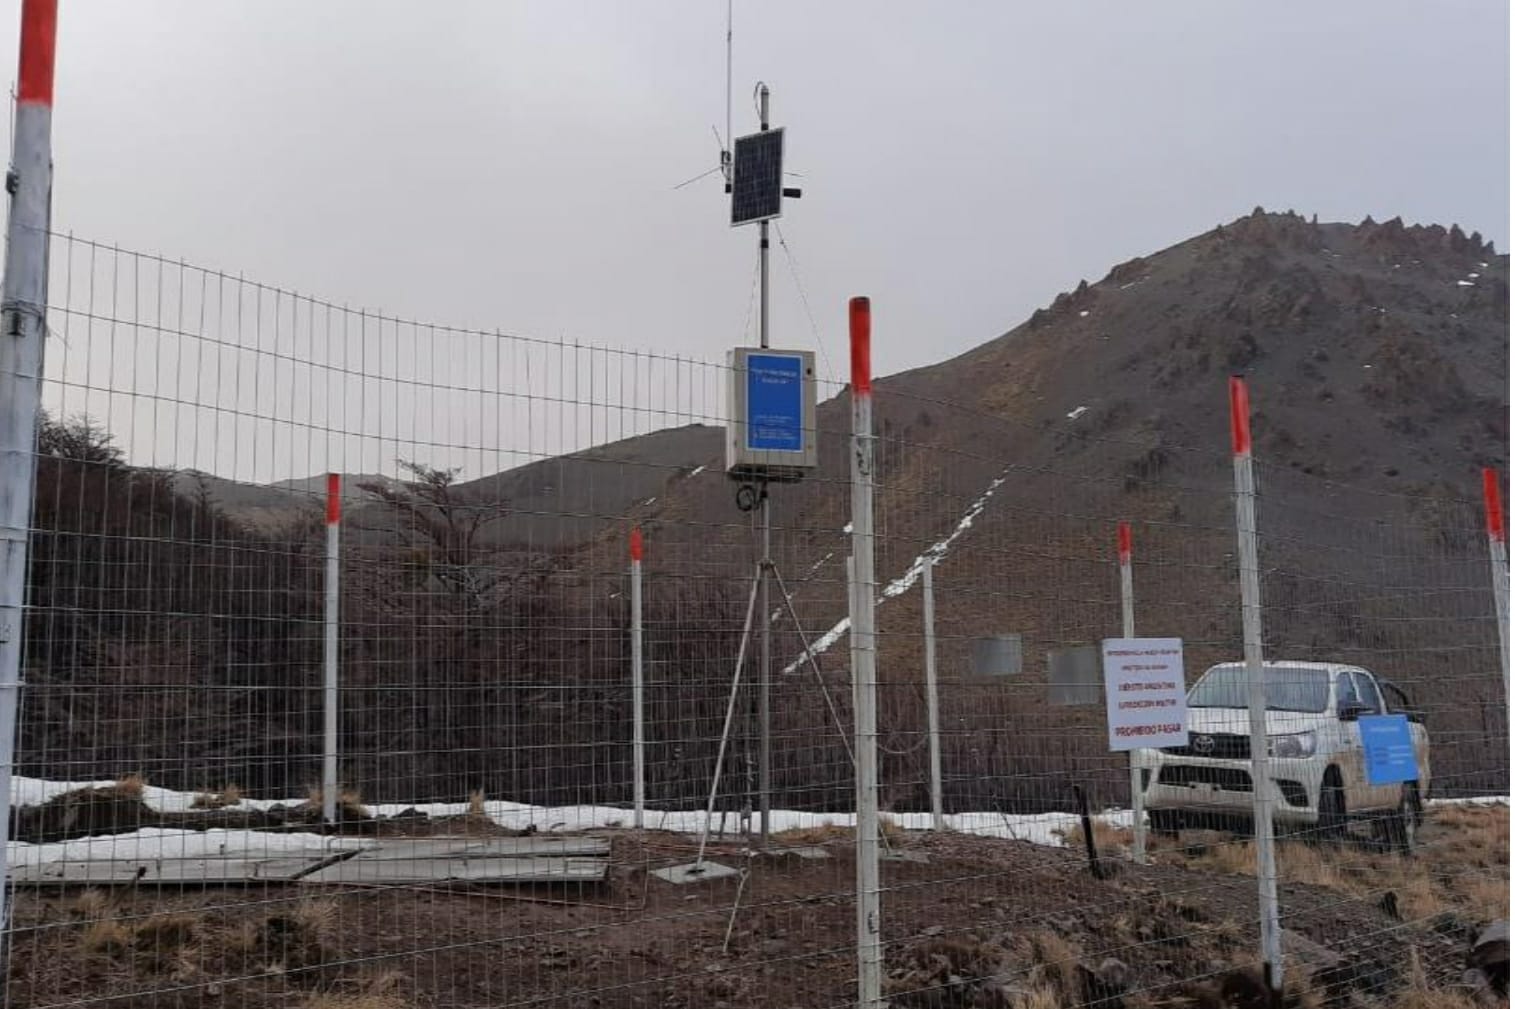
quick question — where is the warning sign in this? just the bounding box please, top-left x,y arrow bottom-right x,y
1102,638 -> 1188,751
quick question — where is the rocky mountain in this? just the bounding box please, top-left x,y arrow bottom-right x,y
20,209 -> 1509,809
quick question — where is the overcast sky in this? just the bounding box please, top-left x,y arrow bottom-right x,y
9,2 -> 1509,481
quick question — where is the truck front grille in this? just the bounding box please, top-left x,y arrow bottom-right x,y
1157,765 -> 1253,792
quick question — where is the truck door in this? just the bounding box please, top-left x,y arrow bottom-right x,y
1335,671 -> 1373,811
1353,670 -> 1400,809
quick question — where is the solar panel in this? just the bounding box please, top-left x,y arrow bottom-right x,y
730,127 -> 784,227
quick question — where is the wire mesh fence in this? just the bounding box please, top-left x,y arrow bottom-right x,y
1,233 -> 1507,1008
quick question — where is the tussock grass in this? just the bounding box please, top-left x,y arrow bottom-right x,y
113,773 -> 147,798
191,783 -> 244,809
772,818 -> 904,845
1152,805 -> 1508,925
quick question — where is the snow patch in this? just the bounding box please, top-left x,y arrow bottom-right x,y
783,470 -> 1010,673
1456,280 -> 1475,287
11,828 -> 372,869
1078,310 -> 1090,318
688,465 -> 707,478
1066,406 -> 1088,421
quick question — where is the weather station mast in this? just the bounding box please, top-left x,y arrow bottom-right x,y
723,83 -> 812,847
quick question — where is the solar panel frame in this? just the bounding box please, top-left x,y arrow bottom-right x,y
729,127 -> 785,227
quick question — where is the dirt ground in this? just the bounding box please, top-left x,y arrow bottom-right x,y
5,806 -> 1505,1009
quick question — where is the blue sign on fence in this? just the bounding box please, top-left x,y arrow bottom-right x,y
746,353 -> 804,452
1359,714 -> 1417,785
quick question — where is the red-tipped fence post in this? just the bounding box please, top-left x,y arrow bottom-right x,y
1117,521 -> 1147,864
1229,377 -> 1284,998
1483,469 -> 1508,701
848,297 -> 883,1009
323,474 -> 342,824
0,0 -> 58,933
630,527 -> 645,829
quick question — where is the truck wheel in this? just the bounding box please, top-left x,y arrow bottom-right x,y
1317,773 -> 1347,841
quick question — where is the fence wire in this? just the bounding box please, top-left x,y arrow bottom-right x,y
1,234 -> 1506,1009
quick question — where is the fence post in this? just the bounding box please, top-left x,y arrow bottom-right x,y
323,473 -> 341,825
922,558 -> 944,831
1229,377 -> 1283,997
848,296 -> 883,1009
1482,468 -> 1509,701
1118,521 -> 1146,864
631,526 -> 645,829
0,0 -> 57,933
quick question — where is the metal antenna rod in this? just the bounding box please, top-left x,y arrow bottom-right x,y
756,82 -> 773,847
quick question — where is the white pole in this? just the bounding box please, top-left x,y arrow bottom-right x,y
1118,521 -> 1146,864
631,527 -> 645,829
1483,469 -> 1509,701
922,559 -> 943,831
1230,377 -> 1283,996
0,0 -> 57,934
322,473 -> 341,825
848,297 -> 883,1009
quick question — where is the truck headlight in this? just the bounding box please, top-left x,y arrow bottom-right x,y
1268,731 -> 1316,758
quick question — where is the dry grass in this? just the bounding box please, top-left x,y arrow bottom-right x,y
467,788 -> 487,817
304,970 -> 412,1009
771,818 -> 905,845
80,917 -> 133,954
192,783 -> 244,809
1152,805 -> 1508,926
1059,819 -> 1133,856
1008,984 -> 1063,1009
113,772 -> 147,797
304,784 -> 369,818
1026,929 -> 1081,999
1387,948 -> 1483,1009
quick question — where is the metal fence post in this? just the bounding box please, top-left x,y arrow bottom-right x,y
1230,377 -> 1283,997
849,297 -> 883,1009
0,0 -> 57,934
323,473 -> 341,825
923,558 -> 944,831
1118,521 -> 1146,863
1483,468 -> 1509,702
631,527 -> 645,828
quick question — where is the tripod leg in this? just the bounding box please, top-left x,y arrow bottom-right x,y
694,563 -> 763,869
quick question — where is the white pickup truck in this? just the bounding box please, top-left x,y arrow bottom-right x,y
1133,661 -> 1430,850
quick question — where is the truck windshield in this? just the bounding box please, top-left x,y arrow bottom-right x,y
1188,666 -> 1330,713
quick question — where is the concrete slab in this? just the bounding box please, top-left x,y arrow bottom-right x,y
652,860 -> 740,884
13,852 -> 345,886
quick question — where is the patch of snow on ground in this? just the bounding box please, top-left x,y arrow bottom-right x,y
6,775 -> 1502,865
688,465 -> 707,478
1078,310 -> 1089,318
10,828 -> 372,869
1066,406 -> 1088,420
1457,280 -> 1475,287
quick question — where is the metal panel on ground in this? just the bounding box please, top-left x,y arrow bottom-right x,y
299,836 -> 611,885
14,852 -> 348,886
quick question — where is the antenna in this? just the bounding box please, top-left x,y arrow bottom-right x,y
723,0 -> 733,181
